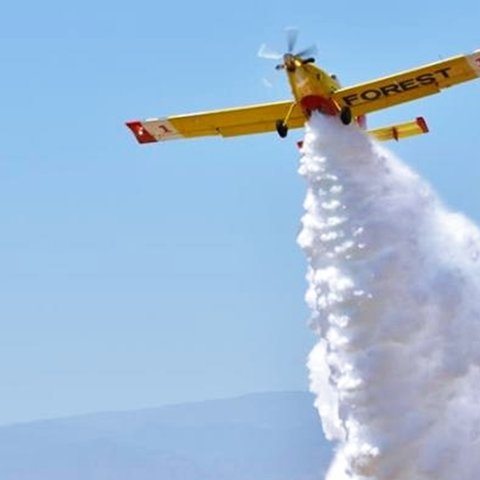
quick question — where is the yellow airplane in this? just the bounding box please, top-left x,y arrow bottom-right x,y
126,36 -> 480,145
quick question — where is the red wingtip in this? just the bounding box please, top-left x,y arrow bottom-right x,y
126,121 -> 157,144
416,117 -> 429,133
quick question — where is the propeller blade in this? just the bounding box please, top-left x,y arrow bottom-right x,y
262,77 -> 274,88
296,44 -> 318,58
286,27 -> 299,53
257,43 -> 283,60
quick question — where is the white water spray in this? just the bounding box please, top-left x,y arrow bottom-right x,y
298,114 -> 480,480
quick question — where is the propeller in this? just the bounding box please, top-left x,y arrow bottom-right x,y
286,27 -> 299,53
296,45 -> 318,58
258,28 -> 317,71
257,44 -> 283,61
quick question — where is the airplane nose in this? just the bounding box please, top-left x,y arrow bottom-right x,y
283,54 -> 297,72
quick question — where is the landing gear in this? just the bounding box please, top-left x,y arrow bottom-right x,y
276,119 -> 288,138
340,106 -> 352,125
275,102 -> 298,138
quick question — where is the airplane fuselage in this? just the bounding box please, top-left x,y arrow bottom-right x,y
285,58 -> 366,128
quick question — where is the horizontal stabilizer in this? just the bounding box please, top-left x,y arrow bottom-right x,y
368,117 -> 429,142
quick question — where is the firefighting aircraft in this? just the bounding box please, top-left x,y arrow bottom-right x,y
126,32 -> 480,145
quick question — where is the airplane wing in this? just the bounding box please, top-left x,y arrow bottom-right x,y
333,50 -> 480,117
368,117 -> 429,142
126,101 -> 305,144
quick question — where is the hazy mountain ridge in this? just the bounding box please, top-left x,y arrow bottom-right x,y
0,391 -> 332,480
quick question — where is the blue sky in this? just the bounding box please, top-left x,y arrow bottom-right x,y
1,0 -> 479,425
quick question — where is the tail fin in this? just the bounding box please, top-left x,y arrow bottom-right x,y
368,117 -> 429,142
